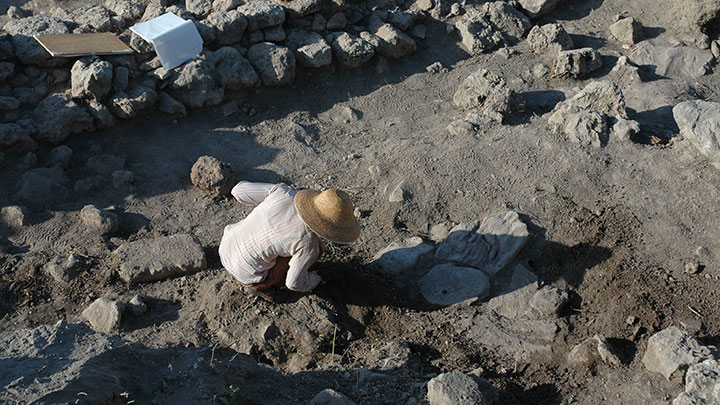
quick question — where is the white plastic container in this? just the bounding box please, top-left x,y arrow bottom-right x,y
130,13 -> 203,70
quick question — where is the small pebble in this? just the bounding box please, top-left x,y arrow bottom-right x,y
684,262 -> 700,274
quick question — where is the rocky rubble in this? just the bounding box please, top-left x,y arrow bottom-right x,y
451,68 -> 522,126
0,0 -> 433,152
547,81 -> 640,146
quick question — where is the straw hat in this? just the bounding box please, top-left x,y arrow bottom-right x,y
294,188 -> 360,244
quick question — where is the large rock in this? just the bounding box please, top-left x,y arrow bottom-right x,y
418,263 -> 491,305
329,32 -> 375,69
0,123 -> 36,152
558,81 -> 627,117
237,1 -> 285,31
190,155 -> 237,197
212,47 -> 259,88
372,236 -> 434,275
609,17 -> 643,45
435,211 -> 529,276
213,0 -> 243,11
516,0 -> 564,18
168,59 -> 224,109
113,234 -> 207,283
286,29 -> 332,68
479,1 -> 531,42
71,5 -> 114,32
525,23 -> 573,53
186,0 -> 213,16
631,43 -> 713,79
673,359 -> 720,405
105,0 -> 146,20
87,153 -> 124,176
453,68 -> 520,124
549,108 -> 607,147
270,0 -> 321,17
554,48 -> 602,78
374,24 -> 417,59
0,205 -> 27,228
4,16 -> 69,66
86,99 -> 115,129
158,92 -> 187,115
530,285 -> 569,317
427,371 -> 494,405
309,389 -> 356,405
82,297 -> 125,333
79,204 -> 119,237
108,85 -> 158,119
454,2 -> 530,54
206,10 -> 247,44
673,100 -> 720,168
669,0 -> 720,48
454,9 -> 504,54
247,42 -> 295,86
17,166 -> 70,205
642,326 -> 714,382
32,93 -> 94,144
547,81 -> 636,147
71,56 -> 113,100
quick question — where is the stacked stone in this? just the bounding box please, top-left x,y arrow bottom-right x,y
0,0 -> 427,157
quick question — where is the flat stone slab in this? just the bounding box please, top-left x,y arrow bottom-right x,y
435,211 -> 529,276
631,42 -> 713,79
113,234 -> 206,283
372,236 -> 434,275
418,263 -> 490,306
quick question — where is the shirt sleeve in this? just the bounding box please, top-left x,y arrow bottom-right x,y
230,181 -> 278,207
285,240 -> 322,292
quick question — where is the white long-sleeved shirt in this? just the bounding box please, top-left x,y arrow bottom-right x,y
218,182 -> 322,292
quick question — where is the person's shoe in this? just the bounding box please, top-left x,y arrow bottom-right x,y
243,286 -> 275,302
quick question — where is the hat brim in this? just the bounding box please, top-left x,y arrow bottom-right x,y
294,190 -> 360,244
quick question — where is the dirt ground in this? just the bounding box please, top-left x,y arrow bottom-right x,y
2,0 -> 720,403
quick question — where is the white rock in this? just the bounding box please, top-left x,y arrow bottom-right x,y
427,371 -> 493,405
418,263 -> 491,306
642,326 -> 714,382
673,359 -> 720,405
673,100 -> 720,169
82,297 -> 124,333
372,236 -> 434,275
1,205 -> 27,228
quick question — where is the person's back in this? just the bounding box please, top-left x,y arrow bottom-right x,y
219,182 -> 323,292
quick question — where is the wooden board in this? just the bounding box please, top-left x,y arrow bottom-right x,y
34,33 -> 134,57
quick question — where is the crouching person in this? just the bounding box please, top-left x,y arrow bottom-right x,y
219,181 -> 360,301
